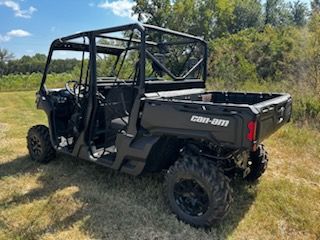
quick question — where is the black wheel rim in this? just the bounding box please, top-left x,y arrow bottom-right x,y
173,179 -> 209,217
30,135 -> 42,157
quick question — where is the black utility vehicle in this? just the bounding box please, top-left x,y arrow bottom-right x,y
27,24 -> 292,227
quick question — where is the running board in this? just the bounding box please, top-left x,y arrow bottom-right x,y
89,145 -> 117,167
92,145 -> 117,158
91,155 -> 115,168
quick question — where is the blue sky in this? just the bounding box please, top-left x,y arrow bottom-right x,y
0,0 -> 311,59
0,0 -> 137,58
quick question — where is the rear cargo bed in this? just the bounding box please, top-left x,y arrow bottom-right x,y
142,89 -> 292,150
198,91 -> 292,141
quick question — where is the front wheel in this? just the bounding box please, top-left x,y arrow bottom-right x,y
27,125 -> 56,163
164,155 -> 233,227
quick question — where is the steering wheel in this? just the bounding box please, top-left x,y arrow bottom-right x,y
65,80 -> 80,96
66,80 -> 88,97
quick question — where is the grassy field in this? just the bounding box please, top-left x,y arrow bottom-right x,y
0,91 -> 319,240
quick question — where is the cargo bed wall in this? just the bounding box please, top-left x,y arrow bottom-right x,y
170,91 -> 285,105
141,99 -> 256,150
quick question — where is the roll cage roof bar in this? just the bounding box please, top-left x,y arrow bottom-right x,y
59,23 -> 205,43
40,23 -> 208,91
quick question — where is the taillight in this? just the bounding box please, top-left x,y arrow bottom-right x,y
247,120 -> 257,142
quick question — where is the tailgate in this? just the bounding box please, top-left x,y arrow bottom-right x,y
254,93 -> 292,142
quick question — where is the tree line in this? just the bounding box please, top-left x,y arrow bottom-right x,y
0,52 -> 80,76
133,0 -> 313,39
134,0 -> 320,91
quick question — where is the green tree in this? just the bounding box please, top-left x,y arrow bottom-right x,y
290,0 -> 308,26
133,0 -> 216,39
265,0 -> 291,26
0,48 -> 14,63
0,49 -> 14,76
133,0 -> 173,27
170,0 -> 218,39
133,0 -> 264,38
231,0 -> 263,33
209,26 -> 302,83
307,13 -> 320,92
311,0 -> 320,14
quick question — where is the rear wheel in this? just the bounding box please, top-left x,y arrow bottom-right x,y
244,144 -> 268,181
164,154 -> 233,227
27,125 -> 56,163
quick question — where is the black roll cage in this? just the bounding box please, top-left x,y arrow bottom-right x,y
40,23 -> 208,94
39,23 -> 208,149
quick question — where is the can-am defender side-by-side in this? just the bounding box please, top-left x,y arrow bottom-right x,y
27,24 -> 292,227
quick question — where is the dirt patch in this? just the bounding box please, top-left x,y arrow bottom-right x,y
0,123 -> 9,138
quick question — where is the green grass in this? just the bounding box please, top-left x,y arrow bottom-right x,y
0,73 -> 72,92
0,91 -> 319,240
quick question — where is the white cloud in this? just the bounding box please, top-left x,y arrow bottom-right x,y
0,34 -> 11,43
88,2 -> 95,7
7,29 -> 31,37
0,29 -> 31,43
0,0 -> 37,18
98,0 -> 137,19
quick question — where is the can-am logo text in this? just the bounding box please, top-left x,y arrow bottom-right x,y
190,115 -> 230,127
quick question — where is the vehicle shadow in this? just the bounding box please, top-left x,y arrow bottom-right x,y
0,155 -> 257,239
214,179 -> 258,239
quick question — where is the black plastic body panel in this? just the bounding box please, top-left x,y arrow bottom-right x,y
141,90 -> 292,150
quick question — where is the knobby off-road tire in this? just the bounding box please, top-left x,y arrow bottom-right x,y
27,125 -> 56,163
244,144 -> 269,181
164,155 -> 233,227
